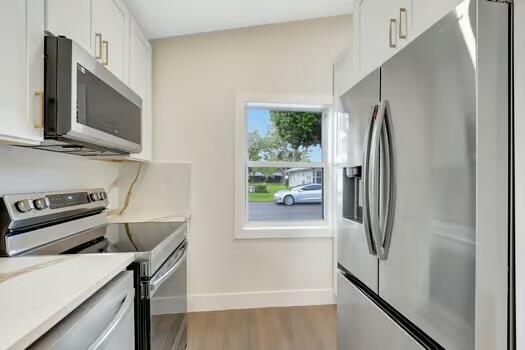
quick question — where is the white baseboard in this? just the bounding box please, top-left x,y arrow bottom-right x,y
151,289 -> 335,313
152,289 -> 335,313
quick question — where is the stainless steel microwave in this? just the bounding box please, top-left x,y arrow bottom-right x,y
40,36 -> 142,156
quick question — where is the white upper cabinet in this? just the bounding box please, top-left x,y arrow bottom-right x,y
45,0 -> 130,83
45,0 -> 92,53
353,0 -> 461,85
129,21 -> 149,98
333,51 -> 353,165
92,0 -> 129,84
334,50 -> 354,98
356,0 -> 412,77
0,0 -> 44,144
128,19 -> 153,161
412,0 -> 463,36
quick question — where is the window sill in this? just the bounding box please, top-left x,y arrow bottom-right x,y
235,224 -> 333,239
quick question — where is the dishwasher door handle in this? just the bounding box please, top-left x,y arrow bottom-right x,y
88,288 -> 134,350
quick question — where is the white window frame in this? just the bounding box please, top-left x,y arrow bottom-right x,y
235,93 -> 334,239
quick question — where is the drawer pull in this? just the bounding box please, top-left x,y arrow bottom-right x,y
95,33 -> 102,60
389,19 -> 397,48
34,91 -> 44,129
399,8 -> 408,39
102,40 -> 109,66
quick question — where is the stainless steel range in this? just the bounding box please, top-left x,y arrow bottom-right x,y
0,189 -> 188,350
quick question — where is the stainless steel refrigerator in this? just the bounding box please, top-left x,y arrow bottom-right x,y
335,0 -> 514,349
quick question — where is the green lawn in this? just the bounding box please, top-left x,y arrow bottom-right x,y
248,183 -> 287,202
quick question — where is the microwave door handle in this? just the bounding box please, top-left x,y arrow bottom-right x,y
149,242 -> 188,297
362,105 -> 379,256
378,101 -> 396,260
87,288 -> 134,350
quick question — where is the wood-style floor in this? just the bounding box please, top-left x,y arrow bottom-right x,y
188,305 -> 336,350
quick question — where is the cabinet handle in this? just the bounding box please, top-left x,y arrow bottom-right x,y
95,33 -> 102,60
34,91 -> 44,129
399,8 -> 408,39
102,40 -> 109,66
389,19 -> 397,48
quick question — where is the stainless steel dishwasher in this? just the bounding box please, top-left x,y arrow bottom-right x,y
30,271 -> 135,349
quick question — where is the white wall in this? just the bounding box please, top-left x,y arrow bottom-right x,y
0,144 -> 120,206
152,15 -> 352,311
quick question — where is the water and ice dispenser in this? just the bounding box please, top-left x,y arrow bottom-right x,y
342,166 -> 363,223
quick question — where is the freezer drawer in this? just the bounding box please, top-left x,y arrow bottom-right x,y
337,272 -> 424,350
30,271 -> 135,350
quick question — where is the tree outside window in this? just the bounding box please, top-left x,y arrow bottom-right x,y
246,108 -> 324,221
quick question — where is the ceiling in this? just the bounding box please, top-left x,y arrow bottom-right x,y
125,0 -> 354,39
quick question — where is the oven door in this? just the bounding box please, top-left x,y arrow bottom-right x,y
148,241 -> 188,350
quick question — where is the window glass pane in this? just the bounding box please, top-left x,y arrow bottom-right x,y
247,108 -> 322,162
247,167 -> 324,221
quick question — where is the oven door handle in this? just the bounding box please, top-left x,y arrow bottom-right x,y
149,241 -> 188,297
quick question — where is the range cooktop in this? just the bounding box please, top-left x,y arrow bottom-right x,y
105,222 -> 186,253
103,221 -> 187,278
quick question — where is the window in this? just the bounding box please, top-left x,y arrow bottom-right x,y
235,95 -> 332,239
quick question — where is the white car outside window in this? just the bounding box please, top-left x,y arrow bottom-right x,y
273,184 -> 322,206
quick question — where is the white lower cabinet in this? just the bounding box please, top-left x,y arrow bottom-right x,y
0,0 -> 44,144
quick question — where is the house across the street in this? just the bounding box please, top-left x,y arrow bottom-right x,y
285,168 -> 323,187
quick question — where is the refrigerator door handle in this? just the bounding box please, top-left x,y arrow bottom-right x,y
379,101 -> 396,260
369,100 -> 396,260
362,104 -> 379,256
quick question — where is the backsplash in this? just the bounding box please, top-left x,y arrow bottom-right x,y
111,161 -> 192,220
0,144 -> 121,209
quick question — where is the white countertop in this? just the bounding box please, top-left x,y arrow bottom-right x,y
0,253 -> 136,350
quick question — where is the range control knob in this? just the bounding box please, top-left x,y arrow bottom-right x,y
15,199 -> 34,213
90,193 -> 100,201
33,198 -> 48,210
99,192 -> 107,200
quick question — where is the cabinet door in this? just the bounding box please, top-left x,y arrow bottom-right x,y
334,50 -> 354,98
357,0 -> 412,77
333,51 -> 353,165
0,0 -> 44,144
129,21 -> 148,98
358,0 -> 397,77
92,0 -> 129,83
413,0 -> 463,37
128,19 -> 152,161
45,0 -> 91,53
